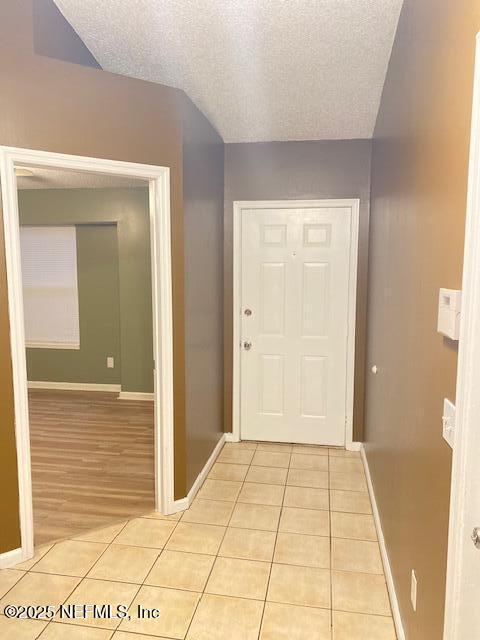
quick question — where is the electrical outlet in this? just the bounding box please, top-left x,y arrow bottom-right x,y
107,356 -> 114,369
411,570 -> 417,611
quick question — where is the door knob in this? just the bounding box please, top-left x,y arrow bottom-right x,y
243,341 -> 252,351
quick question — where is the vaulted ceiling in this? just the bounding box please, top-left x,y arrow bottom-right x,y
54,0 -> 403,143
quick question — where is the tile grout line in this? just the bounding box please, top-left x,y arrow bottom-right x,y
255,445 -> 291,640
183,440 -> 260,639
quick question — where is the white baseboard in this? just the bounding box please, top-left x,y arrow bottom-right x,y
361,445 -> 406,640
225,432 -> 240,443
346,441 -> 362,452
0,547 -> 23,569
28,381 -> 121,392
117,391 -> 154,401
169,433 -> 227,514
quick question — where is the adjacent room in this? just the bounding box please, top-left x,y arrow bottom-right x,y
17,166 -> 155,545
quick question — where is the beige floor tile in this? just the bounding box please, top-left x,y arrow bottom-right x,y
146,550 -> 214,591
0,569 -> 25,598
274,532 -> 330,568
40,623 -> 112,639
59,579 -> 139,629
267,563 -> 330,608
186,593 -> 263,640
14,544 -> 54,571
0,617 -> 48,640
328,448 -> 360,458
284,486 -> 329,510
206,557 -> 270,600
113,517 -> 176,548
229,502 -> 281,531
287,468 -> 328,489
290,454 -> 329,471
32,540 -> 107,577
252,451 -> 291,468
166,522 -> 226,555
279,507 -> 330,536
0,572 -> 80,609
219,527 -> 276,561
119,585 -> 200,637
332,570 -> 391,616
330,490 -> 372,514
238,482 -> 284,506
331,512 -> 377,541
141,511 -> 182,521
329,457 -> 364,474
197,479 -> 242,501
257,442 -> 293,453
74,521 -> 127,543
182,499 -> 234,526
87,544 -> 159,583
330,472 -> 367,492
292,445 -> 329,456
333,611 -> 396,640
224,441 -> 258,450
208,462 -> 249,482
246,466 -> 288,485
217,448 -> 255,465
113,633 -> 171,640
332,539 -> 383,574
260,602 -> 332,640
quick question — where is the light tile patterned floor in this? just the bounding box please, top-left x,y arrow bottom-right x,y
0,441 -> 397,639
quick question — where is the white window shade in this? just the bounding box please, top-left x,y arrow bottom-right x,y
20,226 -> 80,349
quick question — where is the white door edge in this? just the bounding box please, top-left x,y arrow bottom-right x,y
0,146 -> 176,564
232,198 -> 360,448
444,32 -> 480,639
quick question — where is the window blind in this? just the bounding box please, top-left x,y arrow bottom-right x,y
20,226 -> 80,349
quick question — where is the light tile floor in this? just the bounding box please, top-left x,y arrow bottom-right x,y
0,441 -> 397,639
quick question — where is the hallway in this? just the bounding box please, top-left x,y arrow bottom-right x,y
0,441 -> 396,639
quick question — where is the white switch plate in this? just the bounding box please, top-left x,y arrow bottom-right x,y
107,356 -> 114,369
411,570 -> 417,612
442,398 -> 455,449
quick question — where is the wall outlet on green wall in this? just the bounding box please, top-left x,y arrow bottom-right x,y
107,356 -> 115,369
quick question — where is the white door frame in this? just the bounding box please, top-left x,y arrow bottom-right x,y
231,199 -> 360,449
444,32 -> 480,639
0,146 -> 176,565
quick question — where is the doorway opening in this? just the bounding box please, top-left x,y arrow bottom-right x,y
0,147 -> 175,565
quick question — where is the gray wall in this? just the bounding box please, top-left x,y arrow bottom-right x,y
224,140 -> 372,440
182,95 -> 225,491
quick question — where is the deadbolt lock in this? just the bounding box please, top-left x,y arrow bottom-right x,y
472,527 -> 480,549
244,308 -> 252,316
243,341 -> 252,351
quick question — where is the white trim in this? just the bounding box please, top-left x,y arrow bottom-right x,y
0,146 -> 176,565
118,391 -> 155,401
28,381 -> 121,392
232,199 -> 360,447
361,445 -> 406,640
170,434 -> 227,513
345,441 -> 362,452
0,548 -> 24,570
444,32 -> 480,640
26,341 -> 80,350
225,432 -> 240,443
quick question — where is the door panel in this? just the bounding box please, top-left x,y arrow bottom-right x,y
240,206 -> 352,445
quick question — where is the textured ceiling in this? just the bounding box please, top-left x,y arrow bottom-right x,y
54,0 -> 403,143
16,166 -> 146,190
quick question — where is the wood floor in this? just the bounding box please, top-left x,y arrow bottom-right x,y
28,389 -> 155,545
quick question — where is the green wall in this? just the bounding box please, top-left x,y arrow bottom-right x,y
19,187 -> 153,393
26,224 -> 121,385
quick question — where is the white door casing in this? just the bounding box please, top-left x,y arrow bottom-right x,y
233,200 -> 359,447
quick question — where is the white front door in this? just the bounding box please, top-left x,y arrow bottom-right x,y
240,205 -> 353,446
